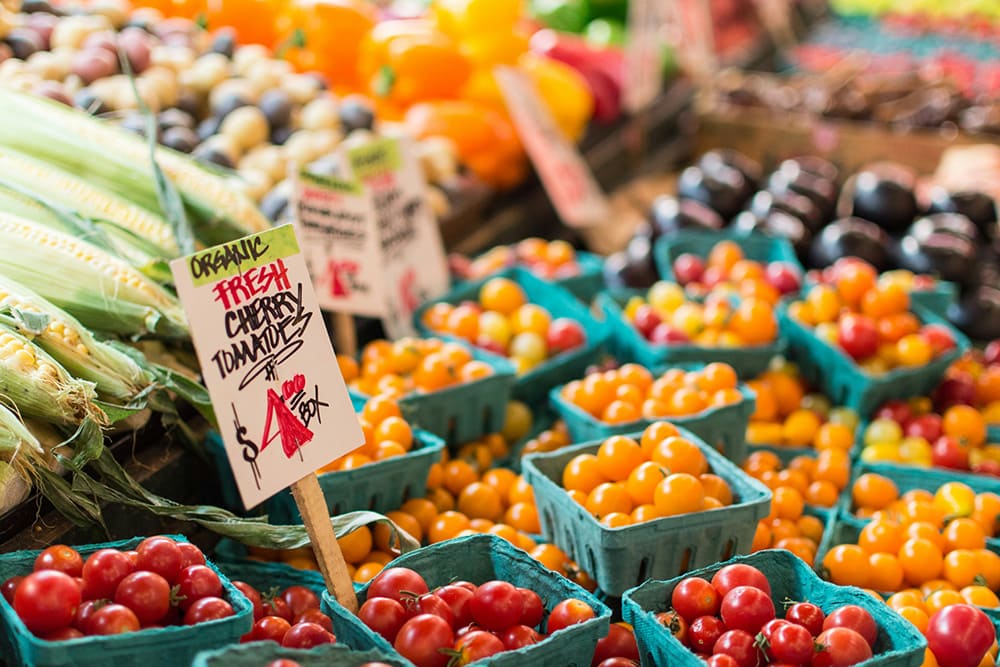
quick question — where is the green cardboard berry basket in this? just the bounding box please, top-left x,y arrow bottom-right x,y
348,343 -> 517,446
522,427 -> 773,596
549,372 -> 757,463
0,535 -> 253,667
412,267 -> 610,406
989,424 -> 1000,445
453,250 -> 605,304
193,642 -> 405,667
596,288 -> 786,379
908,282 -> 958,320
320,534 -> 612,667
653,229 -> 802,284
778,301 -> 969,416
622,549 -> 927,667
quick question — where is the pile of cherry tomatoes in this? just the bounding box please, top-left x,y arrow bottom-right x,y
235,582 -> 337,649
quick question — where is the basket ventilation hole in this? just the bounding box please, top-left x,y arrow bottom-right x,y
636,557 -> 651,587
586,545 -> 598,575
446,417 -> 457,446
722,539 -> 734,561
678,547 -> 692,575
368,496 -> 379,511
541,509 -> 554,535
482,404 -> 492,431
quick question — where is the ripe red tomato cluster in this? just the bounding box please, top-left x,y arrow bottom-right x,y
356,566 -> 597,667
235,580 -> 338,649
266,660 -> 391,667
1,537 -> 234,640
660,564 -> 879,667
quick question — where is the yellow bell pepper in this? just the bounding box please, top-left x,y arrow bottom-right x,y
431,0 -> 521,38
517,52 -> 594,143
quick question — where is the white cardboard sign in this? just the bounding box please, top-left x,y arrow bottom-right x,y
170,225 -> 363,510
495,65 -> 611,229
343,137 -> 450,338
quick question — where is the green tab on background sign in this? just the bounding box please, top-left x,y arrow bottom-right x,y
187,225 -> 300,286
347,138 -> 402,181
299,170 -> 363,195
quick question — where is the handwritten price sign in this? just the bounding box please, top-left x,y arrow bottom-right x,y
624,0 -> 668,112
495,66 -> 610,229
171,225 -> 363,510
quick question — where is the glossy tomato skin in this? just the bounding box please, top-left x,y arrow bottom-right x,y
932,435 -> 971,470
501,624 -> 544,650
114,571 -> 171,626
281,586 -> 320,618
33,545 -> 84,578
281,622 -> 335,649
926,604 -> 996,667
175,565 -> 222,611
689,616 -> 727,654
88,604 -> 140,635
368,567 -> 429,603
592,623 -> 640,665
518,588 -> 544,628
813,628 -> 873,667
1,576 -> 23,604
41,627 -> 85,641
470,581 -> 523,631
294,609 -> 334,633
435,584 -> 475,628
711,565 -> 772,597
136,537 -> 183,583
248,615 -> 291,643
672,577 -> 721,622
769,621 -> 815,666
359,597 -> 407,643
183,597 -> 235,625
455,630 -> 506,663
595,659 -> 639,667
786,602 -> 825,636
707,654 -> 741,667
232,581 -> 263,620
13,570 -> 81,635
407,593 -> 456,627
823,605 -> 877,649
720,586 -> 776,634
176,542 -> 206,570
548,598 -> 596,634
262,595 -> 292,621
713,629 -> 763,667
73,599 -> 101,633
838,314 -> 879,361
394,613 -> 454,667
81,549 -> 134,601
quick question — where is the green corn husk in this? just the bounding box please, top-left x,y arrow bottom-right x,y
0,274 -> 151,402
0,212 -> 188,338
0,88 -> 270,246
0,404 -> 43,513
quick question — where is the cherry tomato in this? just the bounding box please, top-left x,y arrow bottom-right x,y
176,543 -> 206,570
262,595 -> 292,621
926,604 -> 996,667
2,576 -> 23,604
394,614 -> 454,667
813,628 -> 873,667
136,537 -> 183,584
713,629 -> 763,667
232,581 -> 263,621
823,605 -> 877,648
282,622 -> 335,648
176,565 -> 222,611
932,436 -> 971,470
88,604 -> 140,635
407,593 -> 455,627
547,318 -> 586,355
266,661 -> 301,667
655,610 -> 688,644
41,627 -> 85,641
281,586 -> 320,618
711,564 -> 772,597
114,571 -> 171,626
435,584 -> 474,628
249,615 -> 291,643
368,568 -> 429,604
689,616 -> 727,654
501,624 -> 543,650
359,597 -> 407,643
547,598 -> 596,634
294,609 -> 334,633
592,623 -> 640,665
454,630 -> 506,664
769,621 -> 814,666
81,549 -> 134,601
785,602 -> 825,636
33,545 -> 83,577
596,660 -> 639,667
470,581 -> 523,631
518,588 -> 544,628
876,400 -> 913,425
184,597 -> 235,625
73,599 -> 102,632
672,577 -> 721,622
123,552 -> 139,569
706,655 -> 741,667
720,586 -> 775,634
13,570 -> 81,635
838,314 -> 879,361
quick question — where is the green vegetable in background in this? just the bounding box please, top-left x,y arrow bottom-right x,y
587,0 -> 628,22
529,0 -> 591,33
584,18 -> 625,47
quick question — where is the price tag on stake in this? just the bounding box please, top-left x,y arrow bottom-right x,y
170,225 -> 362,610
495,65 -> 611,229
624,0 -> 668,113
343,137 -> 450,338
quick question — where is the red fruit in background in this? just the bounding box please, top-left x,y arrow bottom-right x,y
650,323 -> 691,345
436,584 -> 475,628
702,266 -> 726,289
394,614 -> 454,667
368,568 -> 429,604
88,604 -> 140,635
1,576 -> 23,605
633,305 -> 662,337
475,336 -> 507,356
838,314 -> 879,361
769,622 -> 814,666
592,623 -> 640,665
547,598 -> 596,634
926,604 -> 996,667
176,542 -> 206,570
932,435 -> 970,470
876,400 -> 913,425
596,659 -> 640,667
688,615 -> 727,654
673,253 -> 706,285
713,629 -> 761,667
720,586 -> 775,634
249,615 -> 292,643
765,262 -> 802,295
934,375 -> 976,410
518,588 -> 544,628
470,581 -> 522,631
114,571 -> 171,626
41,627 -> 85,641
502,624 -> 544,650
671,577 -> 721,622
904,414 -> 943,442
406,593 -> 455,627
262,595 -> 292,621
785,602 -> 825,636
175,565 -> 222,611
547,318 -> 586,355
707,655 -> 741,667
81,549 -> 133,601
711,564 -> 772,597
823,606 -> 877,648
13,570 -> 81,635
232,581 -> 263,621
921,324 -> 956,356
183,597 -> 235,625
984,340 -> 1000,366
454,630 -> 506,663
136,537 -> 183,583
359,597 -> 407,643
281,585 -> 320,618
973,460 -> 1000,477
813,628 -> 872,667
281,622 -> 335,649
33,545 -> 84,578
295,609 -> 334,633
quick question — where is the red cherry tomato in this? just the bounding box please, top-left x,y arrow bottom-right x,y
294,608 -> 334,633
281,585 -> 320,618
689,616 -> 727,654
672,577 -> 721,623
596,659 -> 639,667
654,610 -> 688,644
88,604 -> 140,635
359,597 -> 407,643
136,537 -> 184,584
266,661 -> 301,667
435,584 -> 474,628
547,598 -> 596,634
813,628 -> 873,667
176,565 -> 222,611
785,602 -> 825,636
262,595 -> 292,621
823,605 -> 877,649
232,581 -> 263,621
470,581 -> 523,632
706,655 -> 741,667
81,549 -> 134,601
393,614 -> 454,667
73,599 -> 102,633
41,627 -> 85,641
176,542 -> 206,570
249,615 -> 292,643
720,586 -> 775,634
368,567 -> 429,604
2,576 -> 23,605
713,629 -> 762,667
114,571 -> 171,626
281,622 -> 335,649
33,545 -> 84,578
711,564 -> 772,597
932,435 -> 971,470
769,621 -> 814,666
183,597 -> 235,625
838,314 -> 879,361
926,604 -> 996,667
501,624 -> 544,650
13,570 -> 81,635
454,630 -> 506,664
592,623 -> 640,665
518,587 -> 544,628
407,592 -> 456,627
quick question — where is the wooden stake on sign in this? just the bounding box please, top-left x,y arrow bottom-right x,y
752,0 -> 796,52
328,312 -> 357,358
291,473 -> 359,612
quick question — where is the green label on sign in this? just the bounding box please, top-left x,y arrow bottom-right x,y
186,225 -> 300,287
299,170 -> 363,195
348,138 -> 402,181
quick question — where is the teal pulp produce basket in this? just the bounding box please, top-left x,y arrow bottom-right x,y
348,343 -> 516,446
413,267 -> 610,405
522,428 -> 773,596
321,534 -> 611,667
597,289 -> 786,379
622,549 -> 926,667
453,249 -> 605,304
908,282 -> 957,320
0,535 -> 253,667
778,301 -> 968,416
654,229 -> 802,284
192,642 -> 405,666
549,374 -> 756,463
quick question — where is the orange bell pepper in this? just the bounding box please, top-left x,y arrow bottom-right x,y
405,100 -> 527,190
517,52 -> 594,143
276,0 -> 376,90
358,19 -> 471,108
204,0 -> 285,46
